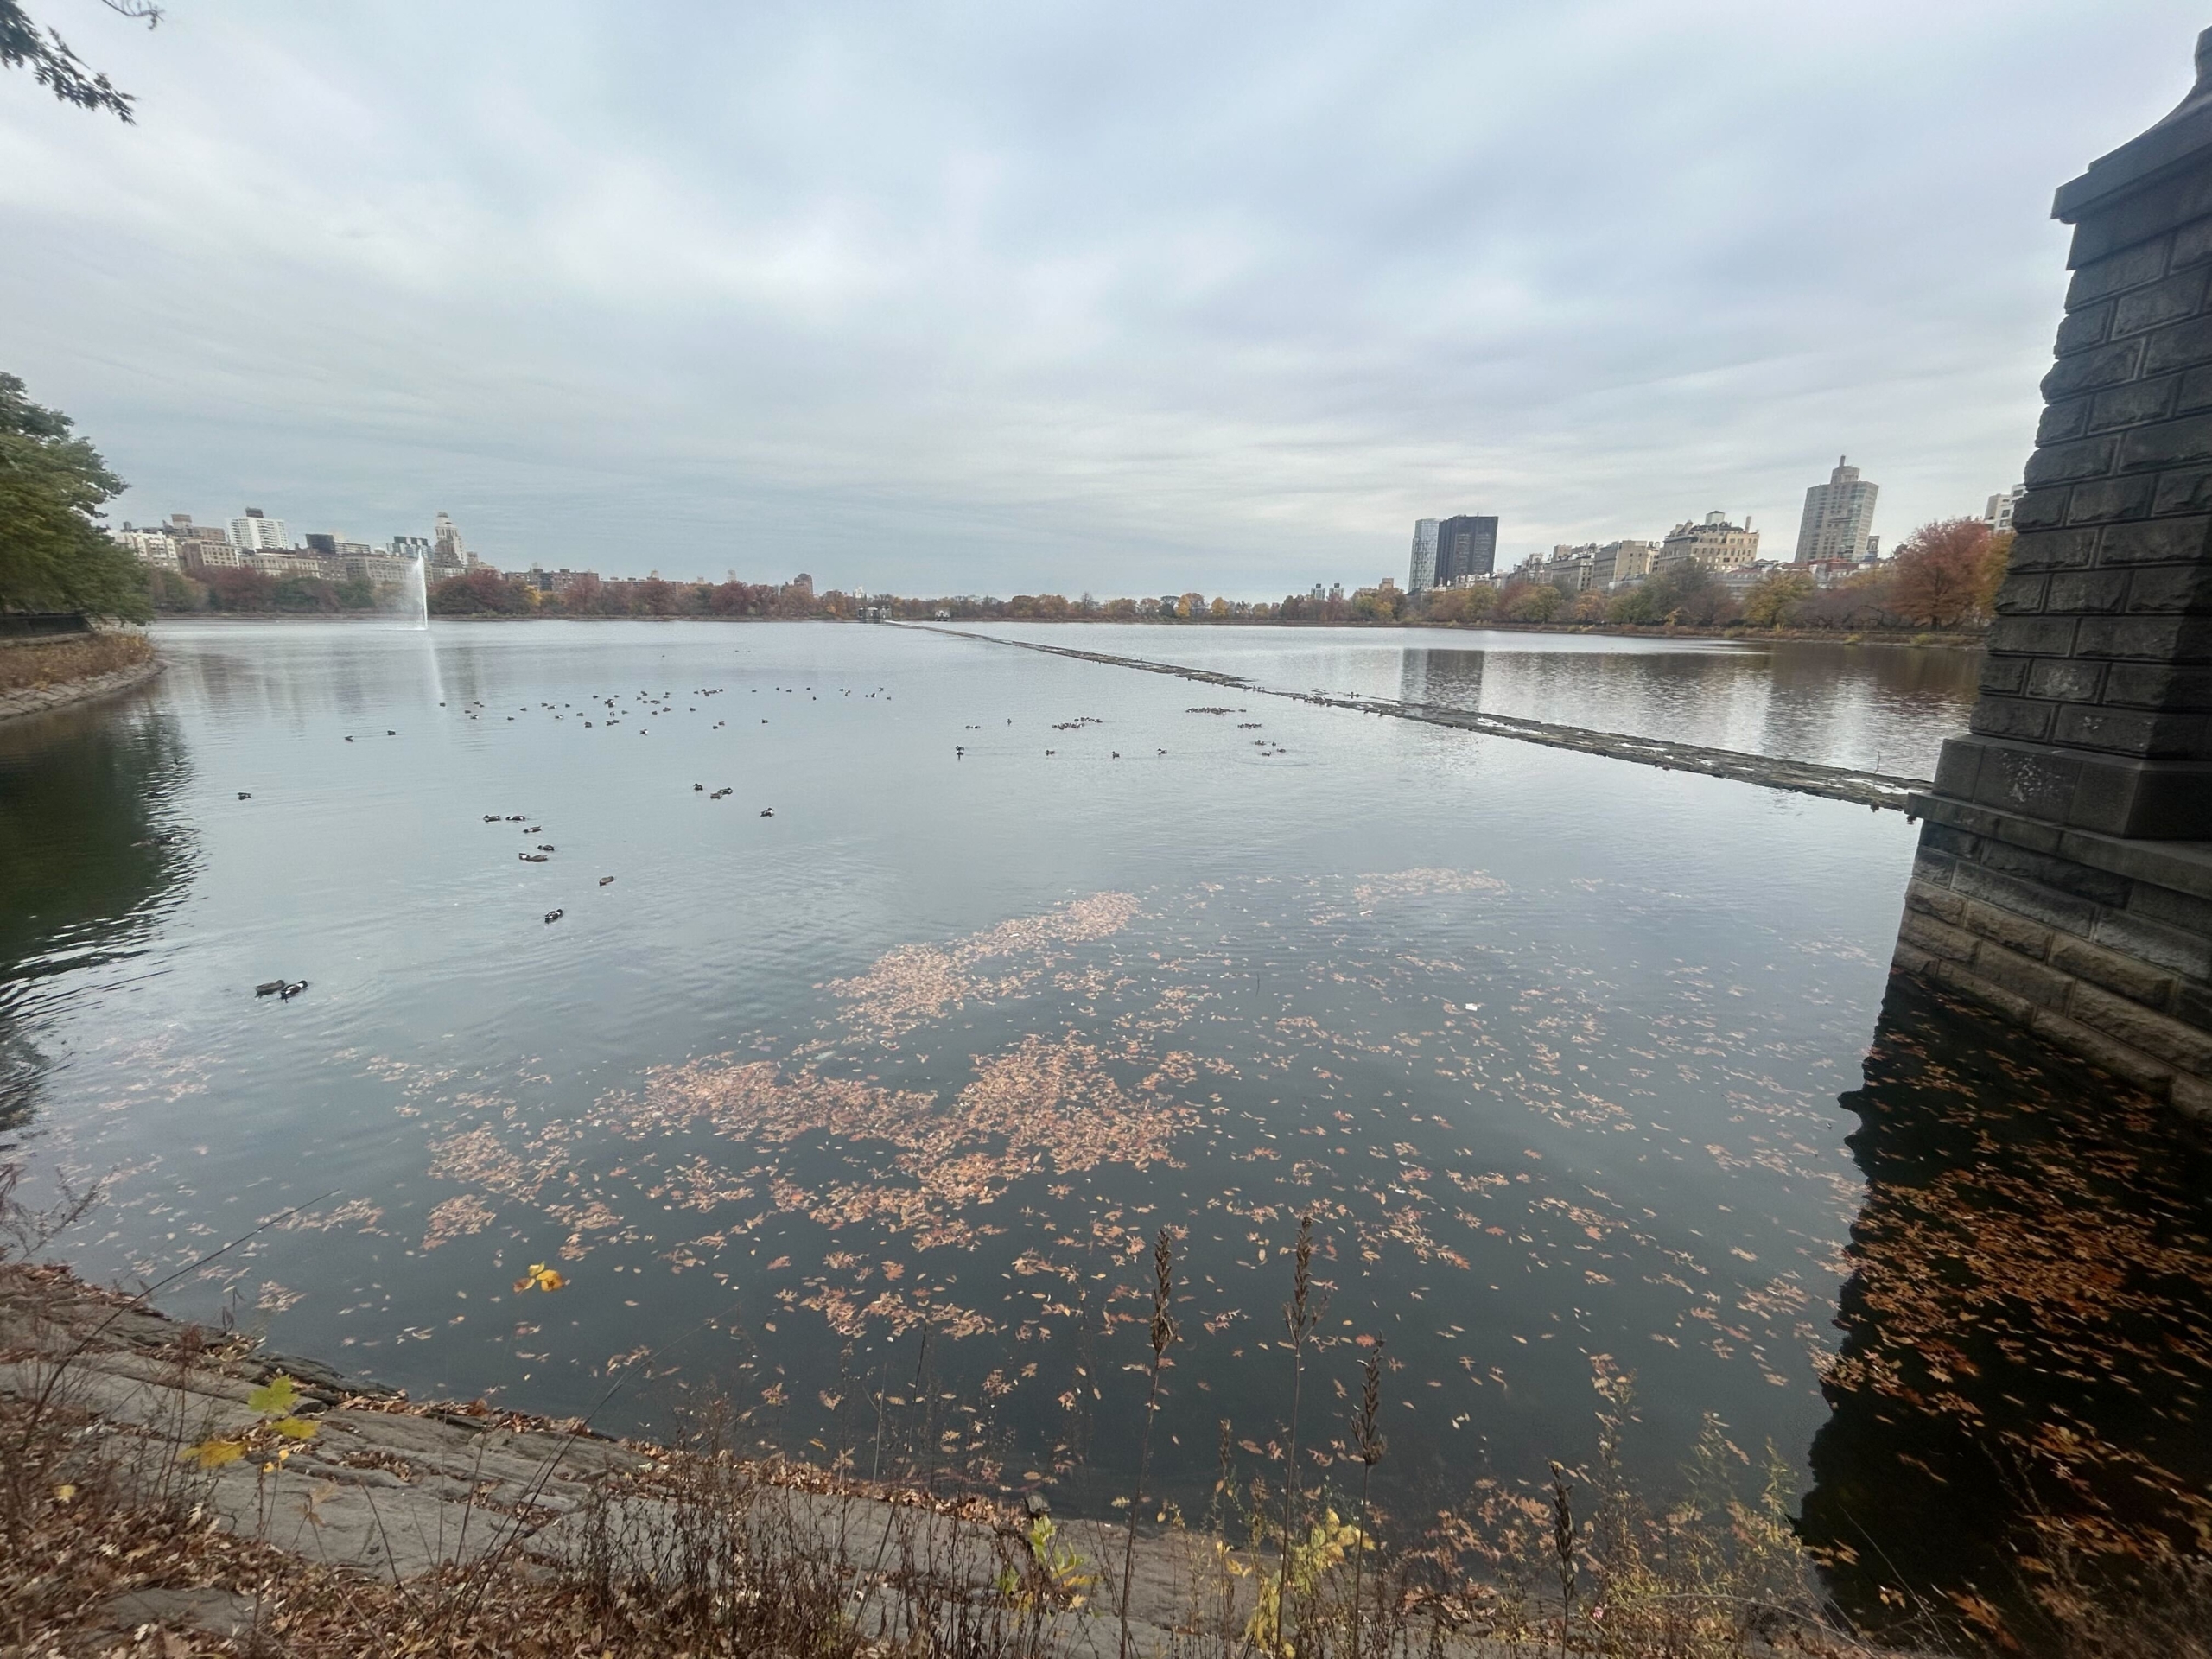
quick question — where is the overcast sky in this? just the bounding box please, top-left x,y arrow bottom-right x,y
2,2 -> 2205,594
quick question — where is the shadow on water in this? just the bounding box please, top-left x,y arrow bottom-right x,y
0,696 -> 194,1136
1802,972 -> 2212,1649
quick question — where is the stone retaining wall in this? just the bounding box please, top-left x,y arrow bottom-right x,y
0,656 -> 162,722
1895,792 -> 2212,1117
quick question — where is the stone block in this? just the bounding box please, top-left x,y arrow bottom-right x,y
2069,980 -> 2212,1072
2094,514 -> 2212,563
2044,337 -> 2146,397
1933,740 -> 1983,800
2174,213 -> 2212,270
2011,488 -> 2075,532
2043,569 -> 2125,613
2150,467 -> 2212,514
1969,742 -> 2084,823
2180,365 -> 2212,411
2123,875 -> 2212,938
1904,879 -> 1966,926
1970,938 -> 2073,1007
2025,657 -> 2105,701
1986,614 -> 2077,657
2006,527 -> 2097,570
2092,906 -> 2212,979
2026,1004 -> 2177,1092
1911,848 -> 1959,887
2088,376 -> 2180,431
1930,957 -> 2040,1027
2030,433 -> 2120,485
2142,309 -> 2212,374
2041,395 -> 2095,442
2049,934 -> 2178,1008
2102,661 -> 2212,709
2053,703 -> 2207,758
2081,614 -> 2212,661
1891,938 -> 1934,977
1955,895 -> 2056,961
1898,906 -> 1978,965
2065,474 -> 2155,523
1969,696 -> 2054,741
2119,415 -> 2212,471
2121,561 -> 2212,612
1974,838 -> 2134,906
1979,654 -> 2031,696
1952,861 -> 2101,935
2068,237 -> 2171,304
2169,1072 -> 2212,1121
2056,299 -> 2116,353
2114,267 -> 2210,335
1918,820 -> 1978,859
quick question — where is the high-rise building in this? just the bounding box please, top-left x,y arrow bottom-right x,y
432,512 -> 467,575
391,535 -> 431,563
1434,515 -> 1498,586
1658,511 -> 1761,574
229,508 -> 289,550
1408,518 -> 1440,592
1794,456 -> 1879,564
1984,485 -> 2024,534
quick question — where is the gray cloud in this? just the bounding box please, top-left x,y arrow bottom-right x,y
1,0 -> 2202,593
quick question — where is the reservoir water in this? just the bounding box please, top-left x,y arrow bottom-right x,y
3,620 -> 2204,1626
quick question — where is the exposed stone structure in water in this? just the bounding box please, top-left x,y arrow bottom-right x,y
1897,30 -> 2212,1116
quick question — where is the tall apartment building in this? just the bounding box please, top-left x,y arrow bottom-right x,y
1794,456 -> 1879,564
229,508 -> 289,550
1408,518 -> 1440,592
1984,485 -> 2025,534
1657,512 -> 1761,574
167,514 -> 240,569
1434,515 -> 1498,586
432,512 -> 467,575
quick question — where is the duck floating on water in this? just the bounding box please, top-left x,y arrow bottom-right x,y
278,980 -> 308,1000
760,807 -> 775,817
543,910 -> 563,925
599,875 -> 615,887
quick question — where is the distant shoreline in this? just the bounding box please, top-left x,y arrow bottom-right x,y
152,611 -> 1986,651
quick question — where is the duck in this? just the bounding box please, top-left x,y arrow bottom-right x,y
483,815 -> 500,823
238,791 -> 252,800
694,783 -> 704,791
255,979 -> 285,997
278,980 -> 308,1000
544,910 -> 563,925
345,735 -> 353,742
386,729 -> 396,736
537,843 -> 556,852
599,875 -> 615,887
760,807 -> 775,818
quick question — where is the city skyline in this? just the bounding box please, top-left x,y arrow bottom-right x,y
3,4 -> 2196,596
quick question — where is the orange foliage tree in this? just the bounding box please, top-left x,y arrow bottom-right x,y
1887,518 -> 1993,629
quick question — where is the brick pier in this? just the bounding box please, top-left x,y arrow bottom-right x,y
1896,29 -> 2212,1117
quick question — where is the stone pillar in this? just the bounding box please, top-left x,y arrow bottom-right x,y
1896,30 -> 2212,1118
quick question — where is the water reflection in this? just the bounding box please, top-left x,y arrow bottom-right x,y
1802,974 -> 2212,1646
0,696 -> 194,1131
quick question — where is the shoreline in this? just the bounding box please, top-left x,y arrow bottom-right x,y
151,610 -> 1987,650
0,654 -> 162,724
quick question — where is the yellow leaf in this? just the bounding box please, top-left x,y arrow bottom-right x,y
181,1439 -> 246,1470
246,1375 -> 299,1416
516,1263 -> 567,1293
273,1416 -> 319,1440
53,1484 -> 76,1504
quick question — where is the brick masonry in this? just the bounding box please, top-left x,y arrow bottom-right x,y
1894,31 -> 2212,1116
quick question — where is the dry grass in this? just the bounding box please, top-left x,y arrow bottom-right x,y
0,632 -> 152,696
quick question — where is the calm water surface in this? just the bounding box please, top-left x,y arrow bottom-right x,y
3,620 -> 2202,1634
979,624 -> 1982,779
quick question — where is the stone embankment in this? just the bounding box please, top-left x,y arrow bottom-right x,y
925,626 -> 1929,814
0,632 -> 160,722
0,1265 -> 1207,1652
